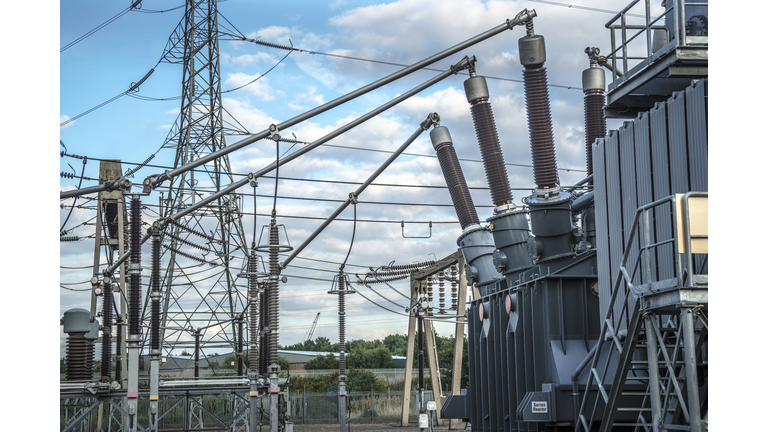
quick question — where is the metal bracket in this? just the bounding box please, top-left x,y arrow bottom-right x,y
401,221 -> 433,239
268,124 -> 281,141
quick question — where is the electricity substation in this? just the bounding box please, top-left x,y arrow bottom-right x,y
60,1 -> 708,431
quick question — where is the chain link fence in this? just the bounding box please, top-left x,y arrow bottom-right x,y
61,390 -> 440,430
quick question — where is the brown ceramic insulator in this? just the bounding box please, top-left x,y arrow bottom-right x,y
66,333 -> 91,381
86,340 -> 95,381
584,91 -> 606,182
435,142 -> 480,229
470,100 -> 514,206
151,236 -> 160,351
523,66 -> 559,190
237,318 -> 244,376
450,265 -> 458,310
338,277 -> 347,376
268,223 -> 280,367
249,251 -> 259,375
101,284 -> 112,380
115,324 -> 122,382
129,199 -> 141,336
259,286 -> 268,375
194,332 -> 200,378
438,271 -> 446,314
383,261 -> 436,272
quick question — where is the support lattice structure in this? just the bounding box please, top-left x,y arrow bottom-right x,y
151,0 -> 252,365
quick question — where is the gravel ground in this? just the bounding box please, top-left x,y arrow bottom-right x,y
288,421 -> 468,431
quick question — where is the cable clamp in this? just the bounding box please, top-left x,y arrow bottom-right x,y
348,193 -> 358,205
268,124 -> 281,142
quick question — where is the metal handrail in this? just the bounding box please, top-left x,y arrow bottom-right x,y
574,191 -> 707,431
605,0 -> 707,83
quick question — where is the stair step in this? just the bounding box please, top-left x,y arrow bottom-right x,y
617,407 -> 677,412
625,376 -> 685,381
636,344 -> 679,348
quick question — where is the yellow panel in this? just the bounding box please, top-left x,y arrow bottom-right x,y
250,391 -> 259,397
150,395 -> 159,401
676,194 -> 708,254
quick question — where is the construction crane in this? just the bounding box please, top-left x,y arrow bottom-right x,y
305,312 -> 320,342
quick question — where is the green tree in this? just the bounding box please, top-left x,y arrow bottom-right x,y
347,346 -> 395,369
347,368 -> 387,392
304,353 -> 339,370
383,334 -> 408,356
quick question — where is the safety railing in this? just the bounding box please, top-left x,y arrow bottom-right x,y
574,192 -> 707,431
605,0 -> 708,83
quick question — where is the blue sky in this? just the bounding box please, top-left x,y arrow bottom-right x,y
58,0 -> 671,359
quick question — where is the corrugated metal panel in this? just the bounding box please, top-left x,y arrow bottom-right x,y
604,130 -> 625,328
667,91 -> 690,194
619,121 -> 639,282
686,79 -> 708,192
617,122 -> 638,329
685,79 -> 708,276
633,111 -> 656,284
592,137 -> 611,323
650,100 -> 675,282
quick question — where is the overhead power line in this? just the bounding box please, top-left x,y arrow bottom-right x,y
528,0 -> 650,19
229,34 -> 583,91
60,1 -> 144,53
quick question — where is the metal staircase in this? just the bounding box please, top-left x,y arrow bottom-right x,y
576,192 -> 708,432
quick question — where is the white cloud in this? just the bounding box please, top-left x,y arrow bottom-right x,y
60,115 -> 74,130
225,72 -> 277,101
288,86 -> 326,110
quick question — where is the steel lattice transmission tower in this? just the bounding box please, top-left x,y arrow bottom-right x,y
151,0 -> 254,364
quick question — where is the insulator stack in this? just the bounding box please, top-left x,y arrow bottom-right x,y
427,276 -> 433,307
268,221 -> 279,367
66,334 -> 90,381
85,321 -> 99,381
100,282 -> 113,380
115,320 -> 122,381
464,75 -> 513,207
248,251 -> 259,376
431,126 -> 480,230
582,65 -> 606,182
438,270 -> 446,314
519,33 -> 559,191
151,234 -> 160,351
129,198 -> 141,336
338,276 -> 347,377
194,331 -> 200,378
450,265 -> 458,310
258,249 -> 268,375
382,260 -> 436,272
62,308 -> 91,382
237,317 -> 244,376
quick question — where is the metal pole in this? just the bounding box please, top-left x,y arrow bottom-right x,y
682,308 -> 702,432
126,195 -> 142,432
149,227 -> 161,432
418,311 -> 425,431
645,314 -> 662,432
